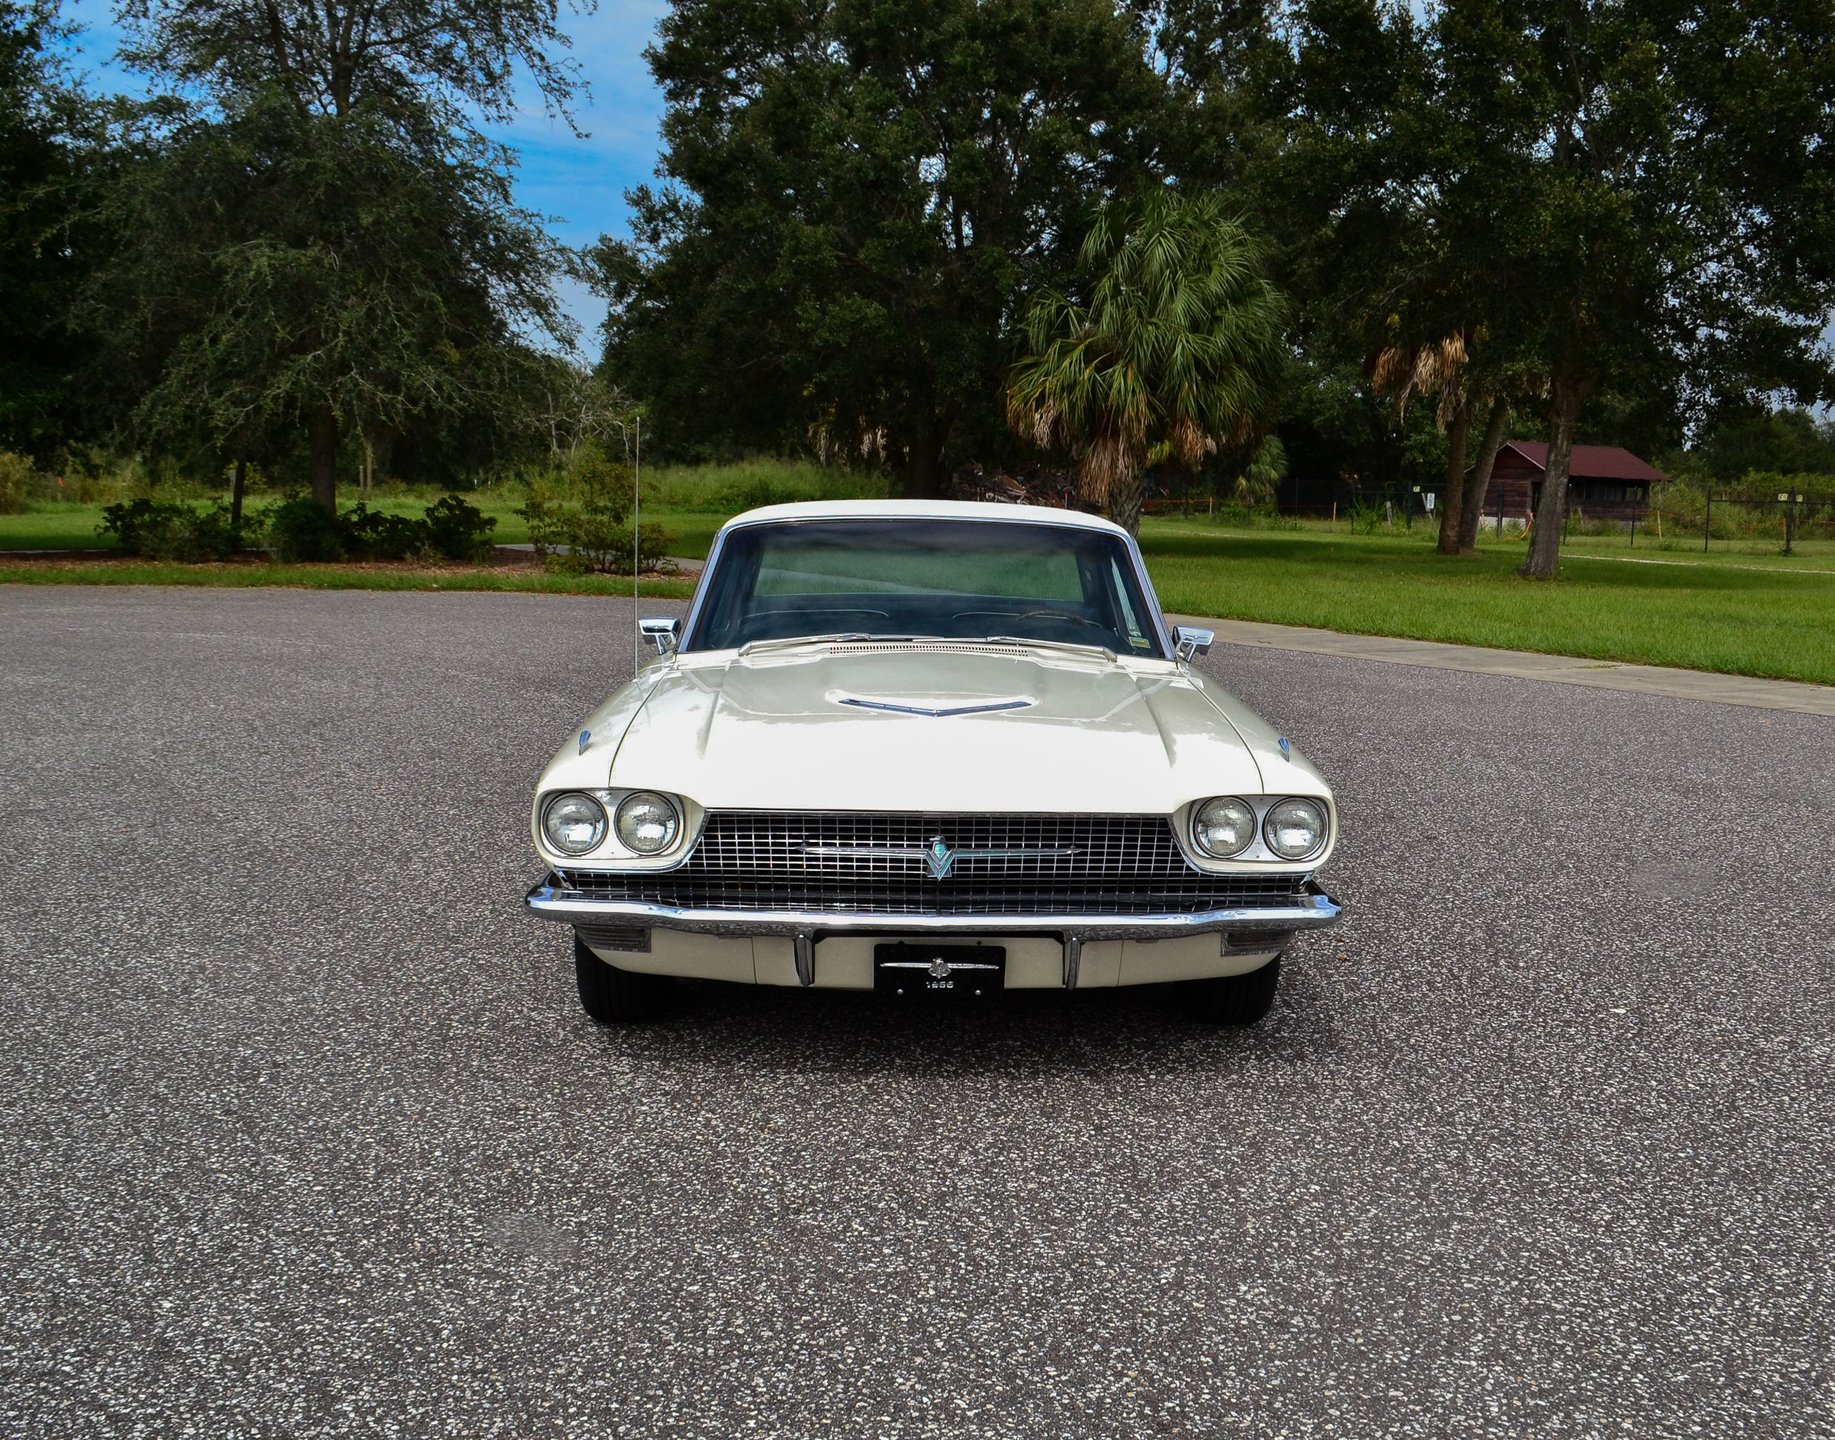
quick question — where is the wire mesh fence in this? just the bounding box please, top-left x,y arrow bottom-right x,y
1556,496 -> 1835,557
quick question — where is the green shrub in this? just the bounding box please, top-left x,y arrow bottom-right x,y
540,520 -> 675,576
341,503 -> 429,561
98,498 -> 242,561
520,450 -> 671,572
263,494 -> 497,564
422,494 -> 497,560
0,452 -> 35,513
265,498 -> 346,562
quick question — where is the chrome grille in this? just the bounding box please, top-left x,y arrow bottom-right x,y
558,812 -> 1310,916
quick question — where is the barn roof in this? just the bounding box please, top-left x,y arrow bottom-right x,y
1501,441 -> 1667,484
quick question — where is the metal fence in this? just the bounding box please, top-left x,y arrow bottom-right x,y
1554,496 -> 1835,557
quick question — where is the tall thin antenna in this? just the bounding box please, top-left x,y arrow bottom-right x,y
632,414 -> 642,672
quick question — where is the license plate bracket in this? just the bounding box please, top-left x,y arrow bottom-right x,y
873,943 -> 1006,997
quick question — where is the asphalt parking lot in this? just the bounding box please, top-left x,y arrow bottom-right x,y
2,585 -> 1831,1439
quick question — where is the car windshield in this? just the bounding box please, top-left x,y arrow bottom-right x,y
685,518 -> 1166,658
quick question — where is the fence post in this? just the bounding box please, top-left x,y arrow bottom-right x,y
1629,512 -> 1637,548
1704,497 -> 1711,554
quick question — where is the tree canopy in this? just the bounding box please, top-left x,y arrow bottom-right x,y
0,0 -> 92,453
6,0 -> 1833,537
1274,0 -> 1835,573
596,0 -> 1168,494
92,0 -> 587,509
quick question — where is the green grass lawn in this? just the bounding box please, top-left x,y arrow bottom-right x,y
0,501 -> 122,550
5,490 -> 1831,685
1138,519 -> 1835,685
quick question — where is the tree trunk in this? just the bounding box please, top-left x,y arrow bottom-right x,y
899,420 -> 951,500
230,457 -> 247,536
1458,397 -> 1509,552
1521,379 -> 1579,579
1436,398 -> 1474,554
1109,468 -> 1145,536
310,405 -> 339,514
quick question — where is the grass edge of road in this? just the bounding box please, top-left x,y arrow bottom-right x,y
0,559 -> 698,600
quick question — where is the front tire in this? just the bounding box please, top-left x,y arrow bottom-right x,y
573,932 -> 669,1023
1192,956 -> 1281,1026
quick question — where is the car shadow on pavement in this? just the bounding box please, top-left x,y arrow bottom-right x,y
575,959 -> 1346,1079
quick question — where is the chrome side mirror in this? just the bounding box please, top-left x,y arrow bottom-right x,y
639,616 -> 681,655
1172,625 -> 1213,661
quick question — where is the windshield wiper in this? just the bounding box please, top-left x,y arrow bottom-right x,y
738,632 -> 955,655
983,635 -> 1117,660
738,632 -> 875,655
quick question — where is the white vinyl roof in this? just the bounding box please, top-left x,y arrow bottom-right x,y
719,498 -> 1128,537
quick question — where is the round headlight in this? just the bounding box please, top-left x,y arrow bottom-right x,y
1193,797 -> 1257,858
1264,798 -> 1327,860
614,792 -> 680,855
542,792 -> 606,855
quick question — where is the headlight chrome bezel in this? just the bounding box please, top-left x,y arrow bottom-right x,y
537,788 -> 690,861
540,791 -> 608,856
1192,796 -> 1257,859
613,791 -> 682,855
1184,794 -> 1332,866
1262,797 -> 1329,861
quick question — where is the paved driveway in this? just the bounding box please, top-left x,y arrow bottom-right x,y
2,587 -> 1830,1439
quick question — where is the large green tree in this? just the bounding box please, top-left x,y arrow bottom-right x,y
1006,190 -> 1287,534
106,0 -> 586,509
0,0 -> 94,453
95,90 -> 566,508
597,0 -> 1167,494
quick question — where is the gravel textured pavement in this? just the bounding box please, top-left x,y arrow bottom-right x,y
2,585 -> 1831,1439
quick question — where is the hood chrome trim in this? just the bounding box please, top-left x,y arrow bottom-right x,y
835,695 -> 1035,719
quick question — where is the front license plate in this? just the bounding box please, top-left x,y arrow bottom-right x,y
873,943 -> 1006,998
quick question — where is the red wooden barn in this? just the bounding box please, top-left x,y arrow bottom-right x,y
1482,441 -> 1666,521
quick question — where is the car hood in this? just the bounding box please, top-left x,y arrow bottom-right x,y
591,643 -> 1319,814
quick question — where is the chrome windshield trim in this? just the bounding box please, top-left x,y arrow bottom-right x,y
680,513 -> 1177,659
525,878 -> 1343,940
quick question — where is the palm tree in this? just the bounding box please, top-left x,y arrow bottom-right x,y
1007,192 -> 1287,535
1373,333 -> 1476,555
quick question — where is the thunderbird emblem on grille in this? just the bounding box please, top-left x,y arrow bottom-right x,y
803,833 -> 1078,879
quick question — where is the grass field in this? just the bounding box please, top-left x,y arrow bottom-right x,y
1138,520 -> 1835,685
4,476 -> 1832,685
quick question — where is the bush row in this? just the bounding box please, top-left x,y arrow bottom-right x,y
97,495 -> 497,563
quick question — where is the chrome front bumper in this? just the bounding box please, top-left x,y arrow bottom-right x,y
525,874 -> 1342,945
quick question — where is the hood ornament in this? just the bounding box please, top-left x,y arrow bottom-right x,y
1277,736 -> 1291,760
836,695 -> 1034,719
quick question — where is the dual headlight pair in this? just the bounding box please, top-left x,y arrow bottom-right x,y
541,790 -> 680,857
1193,796 -> 1328,862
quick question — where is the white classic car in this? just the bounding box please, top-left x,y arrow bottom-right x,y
526,500 -> 1342,1024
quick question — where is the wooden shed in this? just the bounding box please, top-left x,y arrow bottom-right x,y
1482,442 -> 1666,521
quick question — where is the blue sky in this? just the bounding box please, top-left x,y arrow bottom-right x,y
57,0 -> 672,354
